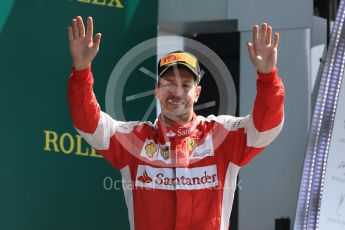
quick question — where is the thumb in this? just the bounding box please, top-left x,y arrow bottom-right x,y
246,42 -> 256,60
93,33 -> 102,50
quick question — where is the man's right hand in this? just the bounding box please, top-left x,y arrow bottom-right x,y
68,16 -> 101,71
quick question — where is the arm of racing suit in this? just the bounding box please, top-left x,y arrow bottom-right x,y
215,68 -> 284,166
67,65 -> 145,169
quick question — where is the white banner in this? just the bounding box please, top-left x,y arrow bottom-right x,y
135,164 -> 219,190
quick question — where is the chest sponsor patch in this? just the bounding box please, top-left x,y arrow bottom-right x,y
140,139 -> 158,160
189,134 -> 214,160
158,143 -> 171,162
140,140 -> 172,164
135,165 -> 219,190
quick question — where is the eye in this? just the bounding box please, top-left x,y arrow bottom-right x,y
162,83 -> 177,91
161,82 -> 172,88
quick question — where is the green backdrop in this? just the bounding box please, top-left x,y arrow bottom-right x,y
0,0 -> 157,229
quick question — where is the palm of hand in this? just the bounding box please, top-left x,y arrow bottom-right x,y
70,36 -> 96,64
253,43 -> 277,74
68,16 -> 101,71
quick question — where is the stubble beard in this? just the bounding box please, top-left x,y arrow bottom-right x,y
160,103 -> 194,126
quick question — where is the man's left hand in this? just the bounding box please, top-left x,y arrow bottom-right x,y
247,23 -> 279,74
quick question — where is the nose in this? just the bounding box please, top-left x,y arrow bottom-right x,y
175,83 -> 184,96
168,83 -> 184,96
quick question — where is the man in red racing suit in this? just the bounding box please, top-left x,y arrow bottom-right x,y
67,16 -> 284,230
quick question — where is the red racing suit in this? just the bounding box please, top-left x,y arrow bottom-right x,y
67,66 -> 284,230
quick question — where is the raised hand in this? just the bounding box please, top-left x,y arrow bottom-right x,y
68,16 -> 101,71
246,23 -> 279,74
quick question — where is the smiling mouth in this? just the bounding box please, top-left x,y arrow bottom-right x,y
167,99 -> 184,105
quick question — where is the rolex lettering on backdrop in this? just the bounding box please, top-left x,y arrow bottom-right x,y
75,0 -> 124,8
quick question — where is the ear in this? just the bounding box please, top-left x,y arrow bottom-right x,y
195,86 -> 201,102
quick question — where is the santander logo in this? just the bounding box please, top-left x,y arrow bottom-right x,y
137,170 -> 153,183
177,128 -> 190,136
166,129 -> 190,137
135,165 -> 219,190
166,130 -> 176,137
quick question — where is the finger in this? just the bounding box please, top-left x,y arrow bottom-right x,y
266,26 -> 272,46
260,23 -> 267,45
253,25 -> 259,45
68,26 -> 74,42
76,16 -> 85,37
86,16 -> 93,42
93,33 -> 102,50
273,32 -> 280,48
72,19 -> 79,38
246,42 -> 256,60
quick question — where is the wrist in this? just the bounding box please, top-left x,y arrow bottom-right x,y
71,64 -> 92,81
257,67 -> 276,74
74,63 -> 91,72
257,67 -> 278,82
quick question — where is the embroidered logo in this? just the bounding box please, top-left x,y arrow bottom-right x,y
160,144 -> 170,160
187,138 -> 197,151
192,149 -> 213,158
145,143 -> 157,158
137,170 -> 153,183
189,135 -> 214,160
177,128 -> 190,136
166,130 -> 176,137
135,165 -> 219,190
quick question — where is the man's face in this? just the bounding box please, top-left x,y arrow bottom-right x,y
155,67 -> 201,122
